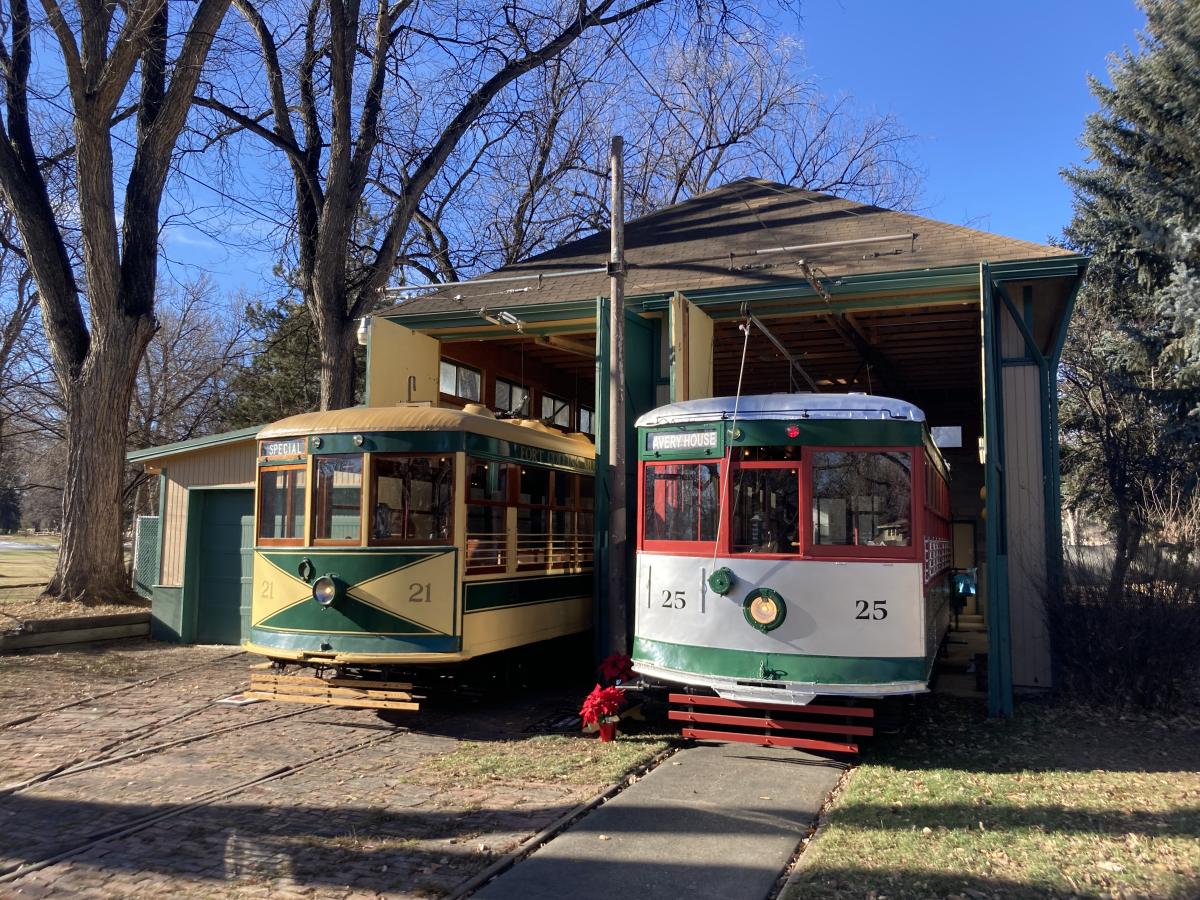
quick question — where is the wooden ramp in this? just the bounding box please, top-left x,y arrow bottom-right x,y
246,670 -> 419,711
668,692 -> 873,754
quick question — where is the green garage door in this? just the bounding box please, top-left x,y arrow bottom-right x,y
193,489 -> 254,644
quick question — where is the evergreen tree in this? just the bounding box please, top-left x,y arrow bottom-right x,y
1061,0 -> 1200,591
221,298 -> 366,430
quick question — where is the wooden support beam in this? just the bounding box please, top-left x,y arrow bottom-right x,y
824,311 -> 912,398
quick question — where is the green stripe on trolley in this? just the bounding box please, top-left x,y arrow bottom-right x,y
257,593 -> 439,635
463,573 -> 591,612
247,627 -> 460,655
633,636 -> 927,684
259,548 -> 450,585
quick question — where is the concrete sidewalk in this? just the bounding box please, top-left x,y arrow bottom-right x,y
475,742 -> 846,900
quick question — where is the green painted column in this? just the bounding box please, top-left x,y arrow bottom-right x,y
981,265 -> 1014,717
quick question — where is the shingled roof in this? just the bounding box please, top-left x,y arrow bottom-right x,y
376,178 -> 1072,317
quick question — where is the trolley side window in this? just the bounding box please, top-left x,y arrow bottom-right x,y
466,458 -> 509,572
516,465 -> 551,567
731,465 -> 800,554
643,463 -> 720,544
371,455 -> 453,544
257,465 -> 306,544
577,476 -> 595,564
313,454 -> 363,543
810,450 -> 912,548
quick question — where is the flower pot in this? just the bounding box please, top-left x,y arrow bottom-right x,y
597,721 -> 617,742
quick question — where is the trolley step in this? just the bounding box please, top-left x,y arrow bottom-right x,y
668,692 -> 873,754
246,672 -> 420,711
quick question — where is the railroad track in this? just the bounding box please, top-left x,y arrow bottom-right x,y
0,651 -> 317,796
0,725 -> 409,885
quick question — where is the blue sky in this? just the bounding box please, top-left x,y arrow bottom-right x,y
795,0 -> 1148,243
163,0 -> 1149,296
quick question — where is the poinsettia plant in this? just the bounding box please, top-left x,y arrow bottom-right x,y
598,653 -> 634,685
579,683 -> 626,729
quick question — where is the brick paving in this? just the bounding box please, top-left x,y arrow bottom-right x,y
0,641 -> 605,898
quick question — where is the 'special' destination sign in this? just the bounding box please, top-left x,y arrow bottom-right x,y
260,437 -> 306,458
646,429 -> 719,453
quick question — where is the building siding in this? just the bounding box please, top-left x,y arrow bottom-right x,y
1000,309 -> 1051,688
159,441 -> 257,586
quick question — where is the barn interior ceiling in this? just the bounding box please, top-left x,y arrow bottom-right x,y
441,298 -> 984,441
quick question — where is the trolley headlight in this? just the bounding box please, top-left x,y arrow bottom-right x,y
313,575 -> 340,607
743,588 -> 786,633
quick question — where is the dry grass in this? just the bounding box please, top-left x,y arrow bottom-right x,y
0,534 -> 147,624
789,696 -> 1200,899
409,732 -> 673,790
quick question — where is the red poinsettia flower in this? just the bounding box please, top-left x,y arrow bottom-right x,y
579,683 -> 626,728
598,653 -> 634,685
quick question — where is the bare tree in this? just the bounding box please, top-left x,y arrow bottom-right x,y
129,275 -> 250,451
0,0 -> 232,601
403,33 -> 922,278
0,210 -> 37,455
199,0 -> 727,411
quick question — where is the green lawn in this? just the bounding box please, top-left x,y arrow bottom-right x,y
790,696 -> 1200,899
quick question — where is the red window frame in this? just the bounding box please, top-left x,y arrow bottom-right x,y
638,459 -> 723,555
638,446 -> 926,563
805,446 -> 922,562
722,459 -> 803,560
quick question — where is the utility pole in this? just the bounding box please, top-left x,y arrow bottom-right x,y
607,135 -> 628,655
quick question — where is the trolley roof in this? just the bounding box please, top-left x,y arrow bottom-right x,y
635,393 -> 925,428
259,405 -> 596,457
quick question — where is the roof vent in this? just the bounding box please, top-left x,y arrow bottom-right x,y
463,403 -> 495,419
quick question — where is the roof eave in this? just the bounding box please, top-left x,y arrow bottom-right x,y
126,425 -> 262,464
380,255 -> 1088,332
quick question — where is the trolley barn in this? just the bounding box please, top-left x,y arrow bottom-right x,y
130,179 -> 1084,717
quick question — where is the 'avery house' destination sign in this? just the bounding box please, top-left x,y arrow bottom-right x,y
646,429 -> 719,453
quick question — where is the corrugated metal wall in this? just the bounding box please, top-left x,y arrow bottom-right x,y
1000,308 -> 1051,688
159,441 -> 256,586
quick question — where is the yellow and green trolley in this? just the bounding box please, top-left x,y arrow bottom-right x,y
245,405 -> 596,708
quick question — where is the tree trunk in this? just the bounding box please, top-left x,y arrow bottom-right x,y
44,316 -> 154,604
313,287 -> 357,410
1107,505 -> 1142,604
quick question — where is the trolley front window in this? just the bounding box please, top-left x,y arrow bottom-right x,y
643,463 -> 720,544
811,450 -> 912,548
731,466 -> 800,554
371,455 -> 453,544
258,466 -> 306,544
313,454 -> 363,543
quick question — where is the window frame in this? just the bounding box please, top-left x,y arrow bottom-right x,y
464,457 -> 512,575
311,453 -> 365,547
638,459 -> 723,554
514,464 -> 553,570
494,377 -> 530,417
541,392 -> 571,428
804,446 -> 920,561
367,453 -> 455,547
725,459 -> 804,560
439,359 -> 482,402
256,463 -> 307,547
